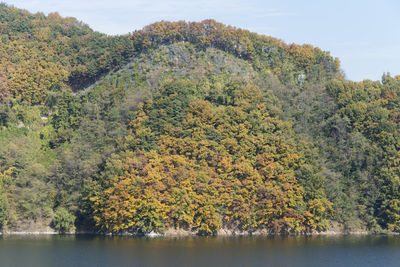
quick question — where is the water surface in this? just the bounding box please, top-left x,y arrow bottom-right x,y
0,234 -> 399,266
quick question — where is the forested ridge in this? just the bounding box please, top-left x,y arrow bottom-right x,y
0,4 -> 399,235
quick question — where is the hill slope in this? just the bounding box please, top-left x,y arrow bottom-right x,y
2,4 -> 400,235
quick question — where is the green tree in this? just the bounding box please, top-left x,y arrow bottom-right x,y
51,207 -> 76,233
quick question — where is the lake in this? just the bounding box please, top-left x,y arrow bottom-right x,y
0,234 -> 399,266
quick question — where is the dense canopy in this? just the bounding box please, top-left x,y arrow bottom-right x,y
1,4 -> 400,235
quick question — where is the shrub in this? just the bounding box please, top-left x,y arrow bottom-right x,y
0,194 -> 9,230
51,207 -> 76,233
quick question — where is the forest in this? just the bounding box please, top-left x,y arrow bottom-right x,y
1,3 -> 400,235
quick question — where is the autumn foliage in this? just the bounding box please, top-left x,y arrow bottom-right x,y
90,81 -> 332,234
3,4 -> 400,235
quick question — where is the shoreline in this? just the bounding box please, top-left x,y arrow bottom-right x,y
1,229 -> 396,237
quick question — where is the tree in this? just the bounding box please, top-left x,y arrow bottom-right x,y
0,168 -> 12,230
51,207 -> 76,233
0,72 -> 10,103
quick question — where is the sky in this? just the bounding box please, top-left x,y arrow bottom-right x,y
5,0 -> 400,81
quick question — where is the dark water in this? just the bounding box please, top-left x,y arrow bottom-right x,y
0,235 -> 400,267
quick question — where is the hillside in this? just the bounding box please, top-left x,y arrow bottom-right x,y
1,4 -> 400,235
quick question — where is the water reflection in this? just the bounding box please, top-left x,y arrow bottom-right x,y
0,234 -> 400,267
